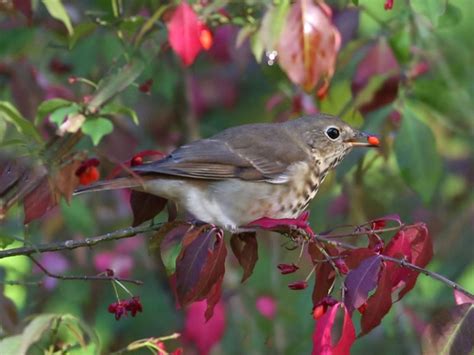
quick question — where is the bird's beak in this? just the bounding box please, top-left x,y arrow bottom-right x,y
345,131 -> 380,147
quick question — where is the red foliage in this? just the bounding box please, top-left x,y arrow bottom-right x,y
230,232 -> 258,282
247,211 -> 314,236
312,302 -> 356,355
384,223 -> 433,300
352,38 -> 400,113
277,0 -> 341,93
129,191 -> 167,227
308,243 -> 337,305
167,2 -> 211,66
138,79 -> 153,94
108,296 -> 143,320
277,263 -> 300,275
288,280 -> 308,290
384,0 -> 394,10
13,0 -> 32,24
183,300 -> 226,355
175,226 -> 227,320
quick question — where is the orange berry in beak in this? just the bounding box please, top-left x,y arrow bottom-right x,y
367,135 -> 380,146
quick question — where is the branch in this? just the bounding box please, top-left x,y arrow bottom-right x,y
29,256 -> 143,286
0,223 -> 163,260
314,234 -> 474,300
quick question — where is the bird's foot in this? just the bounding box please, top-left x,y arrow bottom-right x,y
245,211 -> 314,238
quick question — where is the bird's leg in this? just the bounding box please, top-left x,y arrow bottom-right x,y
245,211 -> 314,238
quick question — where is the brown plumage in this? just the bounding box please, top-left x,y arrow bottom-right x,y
76,114 -> 377,231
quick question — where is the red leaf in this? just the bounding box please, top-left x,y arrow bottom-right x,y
344,255 -> 382,312
175,226 -> 227,310
230,232 -> 258,282
183,300 -> 226,354
384,223 -> 433,300
247,211 -> 313,236
13,0 -> 32,24
54,159 -> 82,202
360,263 -> 393,335
167,2 -> 206,66
129,191 -> 167,227
312,303 -> 356,355
308,243 -> 337,305
351,38 -> 400,113
23,178 -> 55,224
343,248 -> 376,270
278,0 -> 341,92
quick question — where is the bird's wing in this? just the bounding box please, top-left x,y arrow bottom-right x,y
132,124 -> 309,183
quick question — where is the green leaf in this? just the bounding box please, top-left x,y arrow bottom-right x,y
319,81 -> 364,127
0,235 -> 14,249
438,3 -> 463,29
394,104 -> 442,203
35,98 -> 73,125
88,59 -> 145,111
389,29 -> 411,64
0,117 -> 6,143
352,0 -> 359,5
60,314 -> 100,351
81,117 -> 113,145
42,0 -> 74,36
0,335 -> 22,354
49,104 -> 80,126
68,22 -> 97,49
20,314 -> 58,354
410,0 -> 445,27
101,104 -> 139,125
0,101 -> 42,142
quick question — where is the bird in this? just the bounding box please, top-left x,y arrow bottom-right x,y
76,114 -> 378,232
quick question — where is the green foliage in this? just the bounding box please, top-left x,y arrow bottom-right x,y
0,313 -> 99,354
81,117 -> 113,145
42,0 -> 74,36
394,104 -> 442,203
0,102 -> 42,143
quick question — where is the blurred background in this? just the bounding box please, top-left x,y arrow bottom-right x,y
0,0 -> 473,354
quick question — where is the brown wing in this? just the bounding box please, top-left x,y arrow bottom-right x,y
132,122 -> 310,183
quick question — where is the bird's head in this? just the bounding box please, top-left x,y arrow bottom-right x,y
290,114 -> 379,167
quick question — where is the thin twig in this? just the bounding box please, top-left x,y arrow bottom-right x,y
314,235 -> 474,300
321,224 -> 406,239
29,256 -> 143,286
0,223 -> 163,259
0,279 -> 43,286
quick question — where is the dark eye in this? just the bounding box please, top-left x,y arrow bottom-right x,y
325,127 -> 340,140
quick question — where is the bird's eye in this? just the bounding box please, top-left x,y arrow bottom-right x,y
325,127 -> 340,140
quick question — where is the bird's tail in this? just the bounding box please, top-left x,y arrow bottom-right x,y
74,177 -> 142,195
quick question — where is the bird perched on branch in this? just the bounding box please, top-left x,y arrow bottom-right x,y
76,114 -> 379,232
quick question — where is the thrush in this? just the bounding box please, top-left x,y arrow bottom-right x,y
76,114 -> 378,232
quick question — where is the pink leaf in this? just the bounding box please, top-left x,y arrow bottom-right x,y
454,290 -> 474,305
167,2 -> 206,66
256,296 -> 277,319
247,211 -> 313,236
278,0 -> 341,92
344,255 -> 383,312
351,38 -> 400,113
312,303 -> 356,355
183,300 -> 226,355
